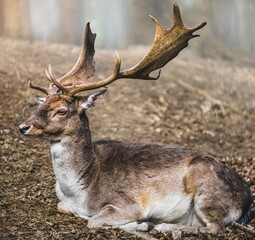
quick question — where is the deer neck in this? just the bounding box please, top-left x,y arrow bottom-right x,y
50,113 -> 98,191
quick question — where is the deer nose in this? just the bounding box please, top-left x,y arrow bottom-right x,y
19,124 -> 31,135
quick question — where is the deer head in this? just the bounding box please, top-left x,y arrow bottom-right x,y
19,89 -> 107,141
19,3 -> 206,141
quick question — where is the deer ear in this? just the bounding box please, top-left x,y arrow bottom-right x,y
80,89 -> 107,110
35,97 -> 46,105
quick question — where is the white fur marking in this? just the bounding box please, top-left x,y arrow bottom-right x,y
50,139 -> 90,219
145,193 -> 199,225
224,209 -> 242,224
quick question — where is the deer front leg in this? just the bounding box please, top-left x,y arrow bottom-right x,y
154,223 -> 222,234
88,204 -> 153,232
154,223 -> 199,233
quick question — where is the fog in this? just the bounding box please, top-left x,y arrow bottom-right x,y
1,0 -> 255,61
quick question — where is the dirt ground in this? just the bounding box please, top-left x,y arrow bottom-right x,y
0,37 -> 255,240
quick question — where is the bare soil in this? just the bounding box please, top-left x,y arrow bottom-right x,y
0,38 -> 255,239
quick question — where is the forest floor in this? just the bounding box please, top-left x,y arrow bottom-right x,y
0,38 -> 255,240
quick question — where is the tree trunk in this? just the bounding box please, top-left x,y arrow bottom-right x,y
1,0 -> 30,39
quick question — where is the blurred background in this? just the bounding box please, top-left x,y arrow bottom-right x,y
1,0 -> 255,63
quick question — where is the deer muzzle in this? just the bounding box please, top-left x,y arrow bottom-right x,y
19,123 -> 31,135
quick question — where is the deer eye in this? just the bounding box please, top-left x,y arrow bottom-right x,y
56,109 -> 68,116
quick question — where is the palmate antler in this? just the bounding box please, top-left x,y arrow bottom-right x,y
29,3 -> 206,99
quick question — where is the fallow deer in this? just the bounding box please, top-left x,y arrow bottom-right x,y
19,3 -> 253,234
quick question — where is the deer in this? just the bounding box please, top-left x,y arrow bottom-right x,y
19,3 -> 253,234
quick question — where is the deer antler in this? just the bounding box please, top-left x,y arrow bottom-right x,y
29,22 -> 96,96
57,22 -> 96,85
29,3 -> 206,99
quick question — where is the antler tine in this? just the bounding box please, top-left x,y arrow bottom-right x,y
44,65 -> 53,83
28,80 -> 49,95
45,65 -> 69,95
173,2 -> 184,27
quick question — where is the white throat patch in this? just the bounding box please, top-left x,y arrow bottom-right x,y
50,138 -> 90,218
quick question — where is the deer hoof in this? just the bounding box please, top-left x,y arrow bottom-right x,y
57,202 -> 71,214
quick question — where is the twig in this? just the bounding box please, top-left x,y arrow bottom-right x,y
232,221 -> 255,236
